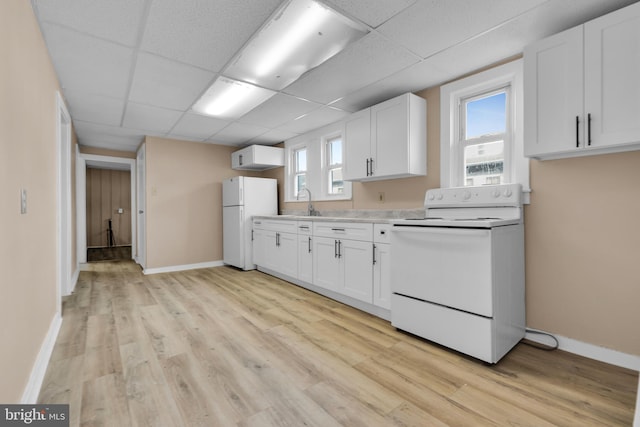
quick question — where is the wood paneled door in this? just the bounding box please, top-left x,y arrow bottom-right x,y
86,168 -> 132,247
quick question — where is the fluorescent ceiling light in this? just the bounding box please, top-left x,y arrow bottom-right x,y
192,77 -> 276,119
225,0 -> 369,90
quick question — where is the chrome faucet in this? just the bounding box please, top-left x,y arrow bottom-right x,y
297,188 -> 318,216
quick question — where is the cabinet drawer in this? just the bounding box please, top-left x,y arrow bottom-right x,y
373,224 -> 391,243
252,219 -> 298,233
297,221 -> 313,235
313,222 -> 373,241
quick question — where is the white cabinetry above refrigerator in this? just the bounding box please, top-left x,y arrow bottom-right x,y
231,145 -> 284,170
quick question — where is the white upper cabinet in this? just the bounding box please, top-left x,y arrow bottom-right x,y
344,93 -> 426,181
232,145 -> 284,170
524,2 -> 640,160
343,108 -> 371,181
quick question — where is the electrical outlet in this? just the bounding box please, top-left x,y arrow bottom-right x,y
378,192 -> 385,203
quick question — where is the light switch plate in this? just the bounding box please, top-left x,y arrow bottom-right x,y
20,189 -> 27,214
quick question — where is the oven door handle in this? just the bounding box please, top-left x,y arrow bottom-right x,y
392,226 -> 492,237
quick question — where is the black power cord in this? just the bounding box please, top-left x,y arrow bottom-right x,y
523,328 -> 559,351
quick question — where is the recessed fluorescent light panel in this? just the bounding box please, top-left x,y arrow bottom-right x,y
192,77 -> 276,119
225,0 -> 369,90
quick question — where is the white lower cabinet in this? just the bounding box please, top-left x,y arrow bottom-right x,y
254,218 -> 389,316
341,239 -> 373,303
269,231 -> 297,278
252,219 -> 297,278
373,224 -> 392,309
313,236 -> 342,291
297,221 -> 313,283
252,227 -> 267,267
313,222 -> 374,304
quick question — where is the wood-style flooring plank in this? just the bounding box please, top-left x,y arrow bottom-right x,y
36,261 -> 638,427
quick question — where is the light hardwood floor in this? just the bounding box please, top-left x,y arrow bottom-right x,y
39,261 -> 638,426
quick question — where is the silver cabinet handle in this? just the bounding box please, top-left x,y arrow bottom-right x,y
138,210 -> 144,214
308,237 -> 312,253
373,243 -> 377,265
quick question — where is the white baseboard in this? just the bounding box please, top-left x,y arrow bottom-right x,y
143,260 -> 224,275
525,329 -> 640,371
69,267 -> 79,294
21,312 -> 62,404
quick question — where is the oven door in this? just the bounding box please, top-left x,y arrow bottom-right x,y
391,226 -> 493,317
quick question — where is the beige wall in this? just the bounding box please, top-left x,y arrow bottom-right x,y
144,137 -> 259,269
525,152 -> 640,355
277,72 -> 640,356
0,0 -> 67,402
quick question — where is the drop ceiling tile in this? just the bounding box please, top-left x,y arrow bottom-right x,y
63,90 -> 125,127
278,106 -> 350,134
33,0 -> 146,46
323,0 -> 416,28
73,120 -> 144,151
140,0 -> 283,71
238,94 -> 321,128
129,53 -> 216,110
41,23 -> 134,98
247,128 -> 299,145
208,122 -> 271,145
377,0 -> 548,59
168,113 -> 230,140
330,60 -> 451,111
283,32 -> 419,104
420,0 -> 637,83
122,102 -> 182,134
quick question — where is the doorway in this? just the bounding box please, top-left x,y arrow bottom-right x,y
76,153 -> 137,266
85,166 -> 132,262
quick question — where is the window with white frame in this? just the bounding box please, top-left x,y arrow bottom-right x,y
324,134 -> 344,195
293,146 -> 307,196
284,122 -> 351,203
441,59 -> 530,201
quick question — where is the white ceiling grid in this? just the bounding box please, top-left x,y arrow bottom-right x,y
31,0 -> 640,151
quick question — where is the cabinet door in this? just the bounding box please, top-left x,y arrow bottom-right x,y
275,232 -> 298,278
341,239 -> 373,303
263,231 -> 279,272
371,95 -> 409,178
343,108 -> 371,181
252,228 -> 268,267
297,234 -> 313,283
313,236 -> 342,290
373,243 -> 391,309
524,26 -> 584,157
231,147 -> 252,169
585,2 -> 640,148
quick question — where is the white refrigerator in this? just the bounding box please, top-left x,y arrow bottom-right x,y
223,176 -> 277,270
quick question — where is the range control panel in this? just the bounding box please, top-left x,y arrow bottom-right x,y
424,184 -> 522,208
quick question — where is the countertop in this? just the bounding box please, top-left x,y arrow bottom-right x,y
253,215 -> 395,224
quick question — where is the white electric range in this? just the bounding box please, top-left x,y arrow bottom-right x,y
390,184 -> 525,363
